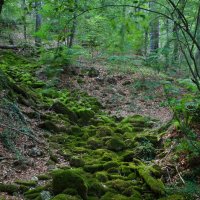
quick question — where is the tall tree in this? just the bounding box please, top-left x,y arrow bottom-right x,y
35,0 -> 42,47
67,0 -> 78,48
22,0 -> 27,42
149,0 -> 159,53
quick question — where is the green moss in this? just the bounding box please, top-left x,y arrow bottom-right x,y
122,186 -> 142,197
127,173 -> 137,180
15,180 -> 37,187
119,165 -> 132,176
159,195 -> 185,200
103,161 -> 119,170
84,164 -> 104,173
87,137 -> 102,149
101,192 -> 130,200
76,108 -> 95,123
52,169 -> 88,200
37,174 -> 50,180
138,165 -> 165,195
122,151 -> 135,162
24,192 -> 40,199
0,183 -> 19,194
51,101 -> 78,122
106,179 -> 133,193
100,192 -> 117,200
95,172 -> 108,182
63,188 -> 78,195
96,126 -> 114,137
101,153 -> 113,161
50,153 -> 59,163
70,156 -> 85,167
24,186 -> 47,195
106,137 -> 125,152
88,181 -> 108,197
107,167 -> 119,174
116,123 -> 133,134
52,194 -> 81,200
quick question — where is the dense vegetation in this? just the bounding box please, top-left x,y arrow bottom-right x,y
1,0 -> 200,200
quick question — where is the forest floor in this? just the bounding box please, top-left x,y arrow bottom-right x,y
59,56 -> 187,124
0,51 -> 198,200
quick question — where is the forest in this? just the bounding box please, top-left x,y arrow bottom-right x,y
0,0 -> 200,199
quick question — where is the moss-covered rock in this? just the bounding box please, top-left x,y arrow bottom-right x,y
0,183 -> 19,194
37,174 -> 50,180
137,164 -> 165,195
52,169 -> 88,200
96,126 -> 114,137
15,180 -> 37,187
106,137 -> 125,152
88,181 -> 108,197
87,137 -> 102,150
95,172 -> 108,182
83,164 -> 104,173
122,186 -> 141,197
51,101 -> 78,121
100,192 -> 130,200
103,161 -> 120,170
76,108 -> 95,124
52,194 -> 81,200
122,151 -> 135,162
38,120 -> 67,133
119,165 -> 132,176
106,179 -> 133,193
70,156 -> 85,167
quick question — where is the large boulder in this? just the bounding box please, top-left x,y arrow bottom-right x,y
52,169 -> 88,200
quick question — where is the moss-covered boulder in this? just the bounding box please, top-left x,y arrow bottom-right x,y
87,137 -> 102,149
103,161 -> 119,170
70,156 -> 85,167
52,101 -> 78,121
15,180 -> 37,187
88,181 -> 108,197
0,183 -> 19,194
76,108 -> 95,124
137,164 -> 165,195
38,120 -> 67,133
106,137 -> 125,152
52,169 -> 88,200
95,172 -> 108,182
96,126 -> 114,137
83,164 -> 104,173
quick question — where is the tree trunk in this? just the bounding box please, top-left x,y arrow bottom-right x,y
172,0 -> 186,64
68,0 -> 78,48
0,0 -> 4,14
144,29 -> 148,57
35,0 -> 42,47
120,4 -> 126,53
195,8 -> 200,76
149,0 -> 159,53
22,0 -> 27,42
165,19 -> 170,70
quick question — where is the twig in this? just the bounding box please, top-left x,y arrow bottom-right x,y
166,167 -> 172,183
175,165 -> 185,184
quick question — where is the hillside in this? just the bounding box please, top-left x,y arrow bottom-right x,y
0,50 -> 198,200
